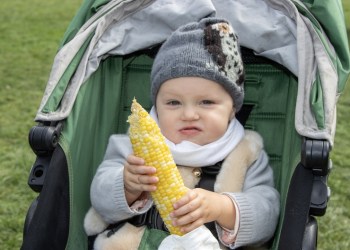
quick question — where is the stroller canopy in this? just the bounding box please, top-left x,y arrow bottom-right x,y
35,0 -> 349,146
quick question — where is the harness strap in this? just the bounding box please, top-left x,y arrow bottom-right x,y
129,205 -> 168,232
195,161 -> 222,239
278,163 -> 313,250
195,161 -> 222,191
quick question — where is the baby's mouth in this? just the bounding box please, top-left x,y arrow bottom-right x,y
179,126 -> 201,135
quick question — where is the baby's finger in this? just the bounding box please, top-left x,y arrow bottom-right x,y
137,183 -> 157,192
139,166 -> 157,175
125,174 -> 157,193
138,175 -> 159,185
172,209 -> 204,234
172,189 -> 197,210
179,220 -> 203,234
128,165 -> 157,175
126,154 -> 145,165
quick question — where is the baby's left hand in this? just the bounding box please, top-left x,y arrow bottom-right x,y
170,188 -> 224,234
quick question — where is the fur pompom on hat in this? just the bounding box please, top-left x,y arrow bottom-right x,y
151,17 -> 245,112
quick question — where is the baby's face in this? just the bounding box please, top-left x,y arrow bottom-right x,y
156,77 -> 235,145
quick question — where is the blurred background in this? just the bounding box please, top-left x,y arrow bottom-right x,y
0,0 -> 349,249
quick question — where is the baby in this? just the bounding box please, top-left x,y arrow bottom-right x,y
85,17 -> 279,249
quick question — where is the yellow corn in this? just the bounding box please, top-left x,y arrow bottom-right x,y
127,98 -> 187,235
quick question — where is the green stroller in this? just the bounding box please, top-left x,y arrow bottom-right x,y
21,0 -> 350,249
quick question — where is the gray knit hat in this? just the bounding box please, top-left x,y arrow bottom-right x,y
151,17 -> 245,111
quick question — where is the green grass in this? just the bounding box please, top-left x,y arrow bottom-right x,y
317,85 -> 350,250
0,0 -> 349,249
0,0 -> 82,249
317,1 -> 350,249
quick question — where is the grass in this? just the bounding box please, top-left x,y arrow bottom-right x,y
0,0 -> 82,249
318,84 -> 350,249
0,0 -> 349,249
317,1 -> 350,249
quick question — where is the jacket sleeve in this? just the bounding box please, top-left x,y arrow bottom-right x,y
90,134 -> 153,224
218,150 -> 280,249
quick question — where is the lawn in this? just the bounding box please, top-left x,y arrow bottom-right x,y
0,0 -> 82,248
0,0 -> 349,249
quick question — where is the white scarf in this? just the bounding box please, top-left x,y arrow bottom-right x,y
150,107 -> 244,167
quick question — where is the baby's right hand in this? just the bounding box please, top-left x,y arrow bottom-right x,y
123,154 -> 158,205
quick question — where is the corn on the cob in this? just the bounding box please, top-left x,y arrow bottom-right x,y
127,98 -> 187,235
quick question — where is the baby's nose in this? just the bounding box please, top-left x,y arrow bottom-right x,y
182,106 -> 199,120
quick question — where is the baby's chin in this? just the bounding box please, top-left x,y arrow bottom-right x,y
173,136 -> 216,147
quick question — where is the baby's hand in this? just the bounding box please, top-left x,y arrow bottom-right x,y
170,189 -> 236,233
123,154 -> 158,205
169,188 -> 219,233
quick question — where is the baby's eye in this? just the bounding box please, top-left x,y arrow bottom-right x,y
166,100 -> 180,106
200,100 -> 215,105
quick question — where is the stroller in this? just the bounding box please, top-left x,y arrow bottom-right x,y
21,0 -> 350,249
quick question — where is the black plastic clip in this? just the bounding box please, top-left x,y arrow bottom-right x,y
301,138 -> 331,216
301,138 -> 330,176
27,122 -> 63,192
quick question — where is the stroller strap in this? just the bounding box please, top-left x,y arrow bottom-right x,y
278,163 -> 313,249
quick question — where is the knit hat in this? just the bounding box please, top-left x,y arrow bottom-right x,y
150,17 -> 245,112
